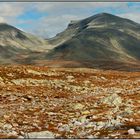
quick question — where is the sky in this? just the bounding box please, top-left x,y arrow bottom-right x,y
0,2 -> 140,38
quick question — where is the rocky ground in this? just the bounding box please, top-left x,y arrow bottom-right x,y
0,65 -> 140,138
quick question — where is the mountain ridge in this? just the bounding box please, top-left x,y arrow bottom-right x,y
0,13 -> 140,71
34,13 -> 140,71
0,23 -> 53,64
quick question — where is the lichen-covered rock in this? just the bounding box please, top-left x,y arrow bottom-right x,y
25,131 -> 54,138
0,77 -> 5,85
73,103 -> 85,110
67,75 -> 75,82
3,124 -> 12,130
101,93 -> 122,106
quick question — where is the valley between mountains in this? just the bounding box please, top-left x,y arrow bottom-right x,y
0,13 -> 140,138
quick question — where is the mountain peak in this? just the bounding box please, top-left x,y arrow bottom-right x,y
68,13 -> 120,27
67,12 -> 139,30
47,12 -> 140,69
94,12 -> 114,16
0,23 -> 13,27
84,13 -> 123,24
0,23 -> 19,32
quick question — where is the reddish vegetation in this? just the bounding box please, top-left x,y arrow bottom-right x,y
0,66 -> 140,138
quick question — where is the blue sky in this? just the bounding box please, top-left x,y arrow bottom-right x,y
0,2 -> 140,38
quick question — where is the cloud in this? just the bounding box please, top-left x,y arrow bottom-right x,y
0,2 -> 33,23
0,3 -> 29,19
118,13 -> 140,23
0,17 -> 6,23
29,2 -> 130,38
0,2 -> 140,38
31,14 -> 85,38
35,2 -> 128,13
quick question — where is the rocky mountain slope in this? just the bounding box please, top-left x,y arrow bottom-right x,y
0,23 -> 51,64
34,13 -> 140,70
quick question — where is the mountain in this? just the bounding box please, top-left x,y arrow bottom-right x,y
0,23 -> 51,64
33,13 -> 140,70
0,13 -> 140,71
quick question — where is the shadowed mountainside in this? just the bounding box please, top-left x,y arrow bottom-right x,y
46,13 -> 140,62
29,13 -> 140,71
0,13 -> 140,71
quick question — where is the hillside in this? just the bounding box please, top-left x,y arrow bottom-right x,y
33,13 -> 140,70
0,13 -> 140,71
0,23 -> 51,64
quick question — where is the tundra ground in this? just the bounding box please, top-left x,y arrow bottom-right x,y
0,66 -> 140,138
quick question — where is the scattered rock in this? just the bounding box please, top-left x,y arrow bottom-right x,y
58,124 -> 70,132
67,75 -> 75,82
128,129 -> 135,135
18,136 -> 24,139
12,123 -> 19,127
25,131 -> 55,138
86,135 -> 95,138
3,124 -> 12,130
8,130 -> 18,136
3,115 -> 10,120
73,121 -> 82,126
73,103 -> 85,110
81,110 -> 90,115
0,66 -> 139,139
101,93 -> 122,106
135,126 -> 140,131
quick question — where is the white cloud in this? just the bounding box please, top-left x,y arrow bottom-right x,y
28,2 -> 129,38
35,2 -> 128,13
0,2 -> 140,38
31,14 -> 91,38
118,13 -> 140,23
0,2 -> 33,23
0,17 -> 6,23
0,3 -> 31,17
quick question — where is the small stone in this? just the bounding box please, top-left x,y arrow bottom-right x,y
18,136 -> 24,139
67,75 -> 74,82
3,123 -> 12,129
135,126 -> 140,131
32,123 -> 38,128
0,122 -> 4,127
87,135 -> 96,138
9,95 -> 18,101
79,116 -> 87,123
128,129 -> 135,135
85,122 -> 95,128
8,130 -> 18,136
94,132 -> 100,136
12,123 -> 19,127
3,115 -> 10,120
73,103 -> 84,110
87,135 -> 93,138
81,110 -> 90,115
58,124 -> 70,132
20,131 -> 25,136
101,77 -> 106,80
129,118 -> 133,122
26,131 -> 54,138
101,93 -> 122,106
74,121 -> 82,126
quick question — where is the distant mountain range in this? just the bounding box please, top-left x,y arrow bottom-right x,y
0,13 -> 140,71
